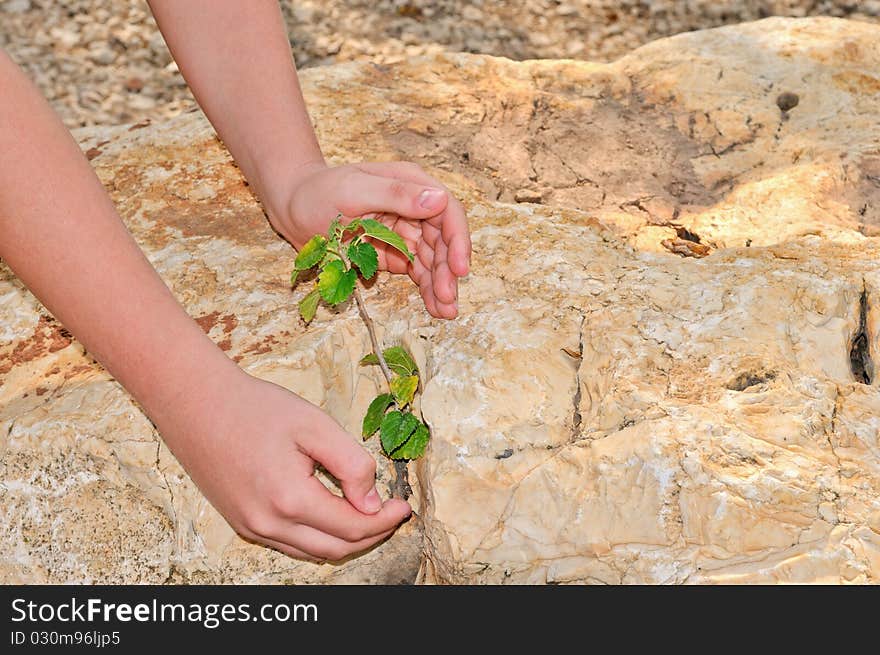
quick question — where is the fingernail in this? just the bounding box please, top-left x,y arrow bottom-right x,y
365,487 -> 382,513
418,188 -> 445,209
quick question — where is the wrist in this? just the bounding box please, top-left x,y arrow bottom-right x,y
254,158 -> 327,247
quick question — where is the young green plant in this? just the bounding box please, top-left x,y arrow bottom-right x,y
290,216 -> 430,460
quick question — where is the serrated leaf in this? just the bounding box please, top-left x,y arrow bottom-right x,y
390,375 -> 419,406
295,235 -> 327,271
298,288 -> 321,323
318,259 -> 357,305
358,218 -> 414,262
347,242 -> 378,279
362,393 -> 394,438
359,346 -> 418,376
391,421 -> 430,460
380,410 -> 419,456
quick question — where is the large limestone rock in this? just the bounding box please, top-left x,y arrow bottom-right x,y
2,17 -> 880,583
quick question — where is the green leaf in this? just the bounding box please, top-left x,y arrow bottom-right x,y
358,218 -> 414,262
347,242 -> 378,279
391,421 -> 430,460
318,260 -> 357,305
362,393 -> 394,438
387,347 -> 418,376
380,410 -> 419,456
390,375 -> 419,406
320,239 -> 342,266
290,268 -> 298,287
295,235 -> 327,271
328,216 -> 343,240
298,288 -> 321,323
359,346 -> 418,377
342,218 -> 362,233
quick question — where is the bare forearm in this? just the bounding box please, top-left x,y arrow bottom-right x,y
0,52 -> 236,421
0,25 -> 417,559
147,0 -> 324,218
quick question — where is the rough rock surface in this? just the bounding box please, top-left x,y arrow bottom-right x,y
2,17 -> 880,583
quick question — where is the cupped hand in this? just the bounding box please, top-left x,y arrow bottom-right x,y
267,161 -> 471,319
156,367 -> 412,562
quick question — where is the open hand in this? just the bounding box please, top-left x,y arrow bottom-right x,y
267,161 -> 471,319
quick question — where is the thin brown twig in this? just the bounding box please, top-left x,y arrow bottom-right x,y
351,256 -> 408,500
353,287 -> 394,386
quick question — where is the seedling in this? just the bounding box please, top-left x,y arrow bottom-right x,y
290,215 -> 430,460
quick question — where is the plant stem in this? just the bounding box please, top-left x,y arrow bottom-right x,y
353,279 -> 408,499
353,287 -> 394,386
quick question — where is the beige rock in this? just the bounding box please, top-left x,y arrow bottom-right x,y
2,17 -> 880,584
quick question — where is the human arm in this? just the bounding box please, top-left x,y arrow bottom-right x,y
0,50 -> 410,561
146,0 -> 471,319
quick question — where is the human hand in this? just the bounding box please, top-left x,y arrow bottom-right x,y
155,366 -> 412,562
265,161 -> 471,320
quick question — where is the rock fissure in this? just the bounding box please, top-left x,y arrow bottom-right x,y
849,281 -> 873,385
571,311 -> 586,438
154,439 -> 176,529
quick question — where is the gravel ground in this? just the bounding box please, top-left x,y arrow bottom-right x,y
2,0 -> 879,128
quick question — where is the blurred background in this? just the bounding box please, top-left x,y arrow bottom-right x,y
2,0 -> 878,129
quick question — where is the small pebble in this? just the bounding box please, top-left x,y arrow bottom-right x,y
2,0 -> 31,13
776,91 -> 800,112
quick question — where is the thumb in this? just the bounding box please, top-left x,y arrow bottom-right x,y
341,172 -> 449,219
298,423 -> 385,515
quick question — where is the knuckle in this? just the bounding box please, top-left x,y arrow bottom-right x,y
340,522 -> 370,543
232,523 -> 257,542
320,543 -> 353,562
387,179 -> 408,199
269,488 -> 302,519
241,513 -> 274,539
